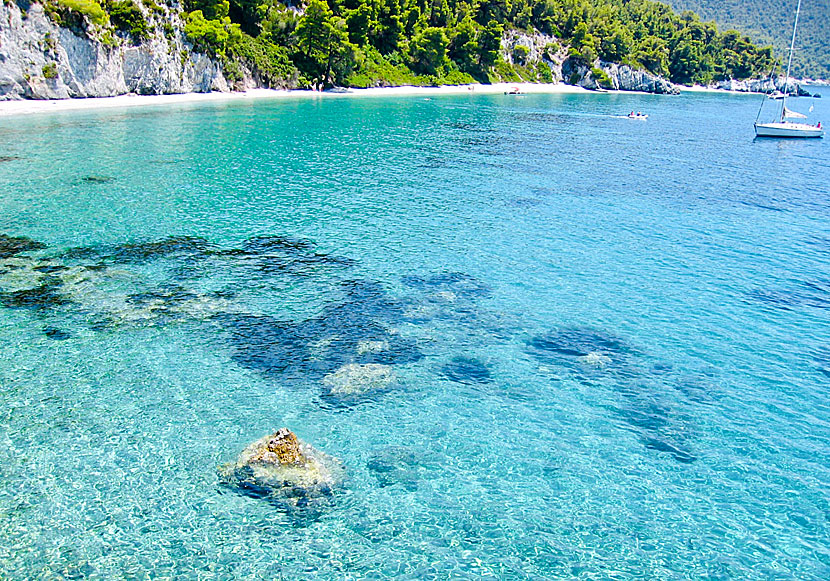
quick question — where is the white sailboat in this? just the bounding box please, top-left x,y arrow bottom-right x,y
754,0 -> 824,138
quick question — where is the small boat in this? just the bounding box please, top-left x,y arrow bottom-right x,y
754,0 -> 823,138
627,112 -> 648,120
505,86 -> 524,95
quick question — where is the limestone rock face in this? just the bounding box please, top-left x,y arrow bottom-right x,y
219,429 -> 343,508
714,76 -> 812,96
500,29 -> 567,83
0,2 -> 229,100
573,61 -> 680,94
322,363 -> 395,396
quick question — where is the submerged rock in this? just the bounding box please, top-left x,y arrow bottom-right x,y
219,428 -> 343,508
61,236 -> 212,265
0,279 -> 68,309
440,356 -> 493,384
322,363 -> 395,396
43,327 -> 72,340
0,234 -> 46,259
527,328 -> 632,370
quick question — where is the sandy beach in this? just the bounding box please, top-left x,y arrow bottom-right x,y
0,83 -> 591,117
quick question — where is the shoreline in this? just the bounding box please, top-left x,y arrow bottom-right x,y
0,80 -> 782,117
0,83 -> 590,117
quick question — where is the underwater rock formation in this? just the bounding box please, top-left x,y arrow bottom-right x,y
220,277 -> 423,381
43,327 -> 72,340
0,234 -> 240,325
527,328 -> 630,359
0,234 -> 46,259
402,271 -> 493,299
526,328 -> 639,378
218,428 -> 343,509
62,236 -> 214,265
440,356 -> 493,384
221,311 -> 423,381
529,327 -> 699,463
322,363 -> 395,396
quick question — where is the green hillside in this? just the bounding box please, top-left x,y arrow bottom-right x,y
42,0 -> 777,88
666,0 -> 830,79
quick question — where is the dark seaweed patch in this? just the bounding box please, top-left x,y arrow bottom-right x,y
0,234 -> 47,259
440,356 -> 493,384
642,436 -> 696,464
0,279 -> 68,309
336,279 -> 407,322
62,236 -> 213,265
615,399 -> 697,464
33,264 -> 66,274
218,314 -> 309,376
81,175 -> 114,184
748,280 -> 830,311
529,329 -> 697,464
219,293 -> 423,381
243,235 -> 316,255
59,246 -> 106,261
107,236 -> 213,264
402,272 -> 492,299
43,327 -> 72,340
292,254 -> 358,269
527,328 -> 630,360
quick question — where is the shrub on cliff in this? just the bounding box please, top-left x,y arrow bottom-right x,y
106,0 -> 149,41
591,66 -> 613,88
50,0 -> 109,27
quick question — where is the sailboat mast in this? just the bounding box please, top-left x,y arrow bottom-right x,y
781,0 -> 802,120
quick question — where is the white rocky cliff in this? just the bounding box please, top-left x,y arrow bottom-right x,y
0,1 -> 228,99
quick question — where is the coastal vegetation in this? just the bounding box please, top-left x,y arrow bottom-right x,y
666,0 -> 830,80
36,0 -> 777,88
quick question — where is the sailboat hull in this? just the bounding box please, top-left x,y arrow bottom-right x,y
754,122 -> 824,138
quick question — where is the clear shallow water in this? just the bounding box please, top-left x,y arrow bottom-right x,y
0,88 -> 829,579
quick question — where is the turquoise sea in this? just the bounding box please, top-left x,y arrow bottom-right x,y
1,87 -> 829,579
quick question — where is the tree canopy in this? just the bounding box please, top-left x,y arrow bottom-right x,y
80,0 -> 779,88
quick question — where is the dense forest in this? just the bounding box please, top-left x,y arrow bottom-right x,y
667,0 -> 829,80
45,0 -> 778,88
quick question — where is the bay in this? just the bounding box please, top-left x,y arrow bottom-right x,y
0,88 -> 829,579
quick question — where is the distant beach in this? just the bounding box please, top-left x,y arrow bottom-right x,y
0,83 -> 592,117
